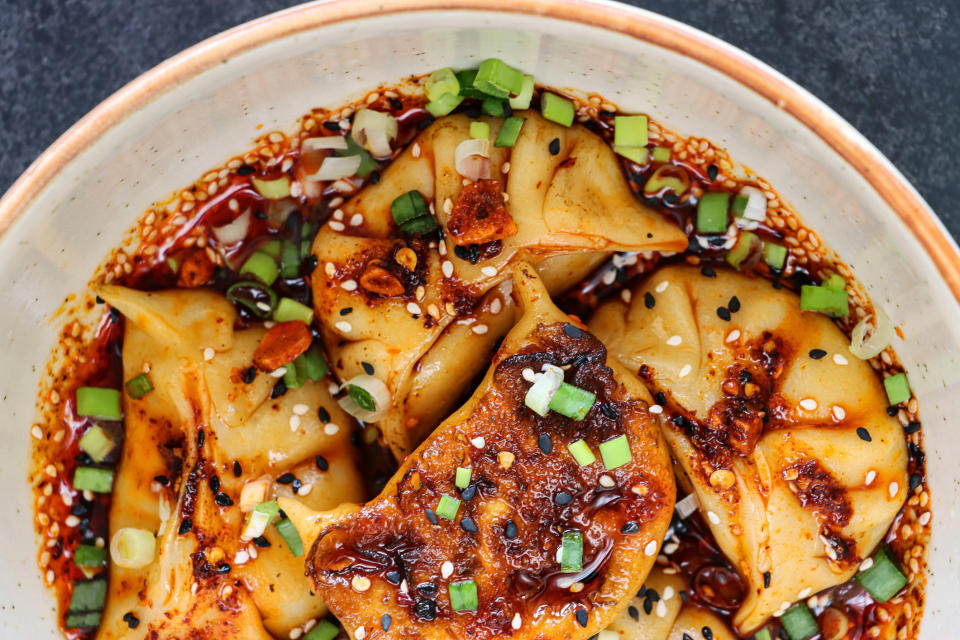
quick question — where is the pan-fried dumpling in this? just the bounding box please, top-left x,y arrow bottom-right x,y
94,286 -> 363,640
282,263 -> 675,640
590,265 -> 908,634
311,111 -> 686,457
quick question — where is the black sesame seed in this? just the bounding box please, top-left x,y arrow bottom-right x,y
317,406 -> 331,423
385,570 -> 402,584
599,110 -> 616,118
680,590 -> 689,602
575,609 -> 588,628
425,509 -> 438,525
773,279 -> 783,289
904,421 -> 921,434
600,403 -> 619,420
209,476 -> 220,493
215,563 -> 231,574
538,433 -> 553,454
464,104 -> 482,118
389,96 -> 403,110
663,192 -> 680,205
197,429 -> 205,448
628,605 -> 639,621
887,405 -> 898,416
233,461 -> 242,477
655,392 -> 667,406
700,266 -> 716,278
122,612 -> 140,629
215,492 -> 233,507
739,370 -> 753,384
369,170 -> 381,184
323,120 -> 340,131
271,379 -> 288,399
154,475 -> 170,486
636,586 -> 647,599
240,366 -> 257,383
277,473 -> 296,485
237,165 -> 256,176
909,472 -> 922,492
716,307 -> 731,321
505,520 -> 518,539
763,571 -> 771,588
707,164 -> 719,181
555,491 -> 573,505
340,307 -> 353,315
809,349 -> 827,360
292,479 -> 302,493
549,138 -> 561,155
461,517 -> 479,533
315,455 -> 329,471
361,361 -> 375,375
856,427 -> 872,442
178,518 -> 193,535
71,503 -> 91,518
305,255 -> 318,274
682,634 -> 693,640
728,296 -> 741,313
644,292 -> 656,309
702,626 -> 714,640
415,599 -> 436,620
643,597 -> 653,615
108,307 -> 121,323
95,295 -> 105,304
461,485 -> 477,501
621,521 -> 639,534
563,323 -> 583,339
646,588 -> 660,602
253,536 -> 271,548
381,614 -> 392,631
417,582 -> 437,595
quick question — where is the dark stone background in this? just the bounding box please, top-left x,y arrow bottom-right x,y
1,1 -> 957,234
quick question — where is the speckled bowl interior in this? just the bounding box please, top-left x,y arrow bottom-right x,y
1,1 -> 957,637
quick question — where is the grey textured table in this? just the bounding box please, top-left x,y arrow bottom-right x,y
1,1 -> 957,235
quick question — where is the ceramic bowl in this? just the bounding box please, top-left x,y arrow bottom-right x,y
1,1 -> 955,637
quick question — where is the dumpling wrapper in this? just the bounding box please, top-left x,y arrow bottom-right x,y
312,111 -> 686,457
94,287 -> 363,640
282,263 -> 675,640
590,265 -> 908,633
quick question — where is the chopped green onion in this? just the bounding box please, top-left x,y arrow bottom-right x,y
495,116 -> 525,147
599,435 -> 632,470
883,373 -> 911,405
614,115 -> 648,147
560,530 -> 583,573
436,494 -> 461,521
68,578 -> 107,613
239,251 -> 279,286
275,517 -> 304,557
855,545 -> 908,602
426,92 -> 464,117
696,192 -> 730,234
731,194 -> 749,217
283,356 -> 308,390
304,619 -> 340,640
481,98 -> 507,117
548,383 -> 595,420
78,425 -> 116,463
455,467 -> 472,489
469,121 -> 490,139
109,527 -> 156,569
754,630 -> 772,640
613,145 -> 649,164
822,272 -> 846,292
474,58 -> 524,98
65,611 -> 102,629
448,579 -> 479,611
335,137 -> 378,178
541,92 -> 575,127
644,165 -> 690,195
567,440 -> 596,466
509,74 -> 535,109
456,69 -> 486,99
337,374 -> 391,422
251,176 -> 291,200
726,231 -> 760,269
425,68 -> 460,102
348,383 -> 377,412
652,147 -> 671,163
391,190 -> 436,234
226,281 -> 277,319
259,238 -> 282,258
256,500 -> 281,520
780,602 -> 819,640
763,242 -> 788,270
280,239 -> 301,278
124,373 -> 153,399
800,285 -> 849,318
243,500 -> 280,540
298,344 -> 328,381
76,387 -> 122,421
300,239 -> 312,261
274,297 -> 314,325
73,467 -> 114,493
74,544 -> 107,568
166,256 -> 179,273
524,365 -> 564,416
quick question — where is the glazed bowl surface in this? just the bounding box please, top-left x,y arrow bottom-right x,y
1,1 -> 956,637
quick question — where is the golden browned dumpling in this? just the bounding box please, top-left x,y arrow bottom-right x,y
94,287 -> 363,640
311,111 -> 686,457
590,265 -> 908,634
282,263 -> 675,640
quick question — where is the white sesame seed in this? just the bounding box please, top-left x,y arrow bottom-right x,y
726,329 -> 741,343
270,367 -> 288,378
799,398 -> 818,411
655,600 -> 667,617
472,324 -> 489,335
351,576 -> 371,592
602,269 -> 617,286
798,587 -> 812,598
328,383 -> 339,395
522,368 -> 536,382
416,285 -> 426,301
289,415 -> 301,431
64,515 -> 80,528
443,198 -> 453,215
329,221 -> 346,232
235,550 -> 250,565
442,261 -> 454,278
31,425 -> 43,440
203,347 -> 215,361
511,613 -> 521,630
599,475 -> 615,488
355,627 -> 366,640
341,279 -> 358,291
324,423 -> 340,436
293,404 -> 309,415
662,541 -> 679,555
859,557 -> 874,572
471,437 -> 485,449
46,569 -> 54,584
502,161 -> 511,174
865,470 -> 877,485
919,511 -> 931,526
666,335 -> 682,346
412,143 -> 421,158
663,586 -> 675,600
289,629 -> 302,640
481,266 -> 498,277
441,561 -> 454,578
833,353 -> 848,366
298,484 -> 313,496
655,281 -> 670,293
621,289 -> 632,303
335,320 -> 353,333
44,464 -> 57,478
649,404 -> 663,415
256,301 -> 272,313
349,213 -> 364,227
84,490 -> 94,502
438,240 -> 447,256
490,298 -> 502,315
644,540 -> 658,556
888,482 -> 899,498
325,262 -> 336,277
333,209 -> 345,220
832,405 -> 846,421
407,302 -> 422,315
707,511 -> 721,525
678,364 -> 692,378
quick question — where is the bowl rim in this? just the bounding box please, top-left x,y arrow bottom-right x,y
1,0 -> 958,301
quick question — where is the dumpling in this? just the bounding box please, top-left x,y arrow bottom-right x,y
94,286 -> 363,639
590,265 -> 908,633
282,263 -> 676,640
311,110 -> 686,457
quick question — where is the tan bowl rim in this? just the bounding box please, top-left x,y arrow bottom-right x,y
2,0 -> 958,302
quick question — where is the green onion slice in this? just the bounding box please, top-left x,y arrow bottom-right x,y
800,285 -> 849,318
304,619 -> 340,640
614,115 -> 648,148
391,190 -> 436,235
226,281 -> 278,319
351,109 -> 398,158
67,578 -> 107,613
448,579 -> 479,611
541,92 -> 575,127
567,440 -> 596,466
455,467 -> 472,489
124,373 -> 153,399
883,372 -> 911,406
548,383 -> 596,420
436,494 -> 461,521
280,239 -> 301,278
251,176 -> 291,200
298,344 -> 329,381
822,272 -> 846,292
474,58 -> 525,98
855,545 -> 908,602
652,147 -> 671,163
274,297 -> 314,325
73,467 -> 114,493
76,387 -> 122,421
78,425 -> 116,463
283,356 -> 308,390
74,544 -> 107,568
481,98 -> 507,117
614,145 -> 649,164
731,194 -> 749,217
335,137 -> 379,178
275,517 -> 304,557
598,435 -> 632,470
109,527 -> 156,569
727,231 -> 760,269
696,192 -> 730,234
243,500 -> 280,540
495,116 -> 525,148
763,242 -> 788,270
469,121 -> 490,139
425,68 -> 460,102
239,251 -> 279,286
348,383 -> 376,412
779,602 -> 819,640
754,629 -> 772,640
65,612 -> 102,629
524,365 -> 564,417
456,69 -> 486,99
426,92 -> 464,118
560,530 -> 583,573
337,374 -> 391,422
644,164 -> 690,196
509,74 -> 535,110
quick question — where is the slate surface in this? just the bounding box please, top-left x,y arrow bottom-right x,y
1,0 -> 956,235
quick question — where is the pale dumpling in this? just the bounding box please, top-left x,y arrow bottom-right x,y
94,287 -> 363,640
312,110 -> 686,457
590,265 -> 908,634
